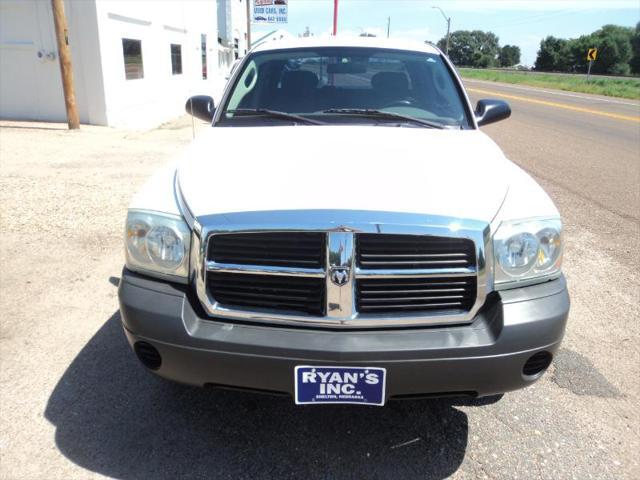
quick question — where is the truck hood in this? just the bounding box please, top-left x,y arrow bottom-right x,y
177,126 -> 512,223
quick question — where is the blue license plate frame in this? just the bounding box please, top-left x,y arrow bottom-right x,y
294,366 -> 386,406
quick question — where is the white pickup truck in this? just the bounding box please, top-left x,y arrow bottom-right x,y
118,37 -> 569,406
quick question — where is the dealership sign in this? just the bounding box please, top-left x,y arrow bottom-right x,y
253,0 -> 288,24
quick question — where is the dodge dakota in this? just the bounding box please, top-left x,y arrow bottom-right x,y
118,37 -> 569,406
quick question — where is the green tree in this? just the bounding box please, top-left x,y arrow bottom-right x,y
534,36 -> 571,71
438,30 -> 501,67
569,25 -> 633,74
566,33 -> 597,72
595,24 -> 633,74
630,22 -> 640,74
499,45 -> 521,67
438,30 -> 474,65
536,25 -> 635,75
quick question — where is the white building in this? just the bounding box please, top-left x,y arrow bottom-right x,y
0,0 -> 248,128
216,0 -> 250,67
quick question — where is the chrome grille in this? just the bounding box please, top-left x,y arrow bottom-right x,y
357,233 -> 475,269
356,277 -> 477,313
208,232 -> 325,268
207,272 -> 325,316
194,214 -> 488,329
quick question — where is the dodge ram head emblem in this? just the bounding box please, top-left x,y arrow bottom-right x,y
330,268 -> 350,286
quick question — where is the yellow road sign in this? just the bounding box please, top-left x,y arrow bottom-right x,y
587,48 -> 598,61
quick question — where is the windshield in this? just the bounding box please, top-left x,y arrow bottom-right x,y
218,47 -> 471,128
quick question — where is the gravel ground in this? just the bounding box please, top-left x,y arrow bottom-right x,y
0,115 -> 638,480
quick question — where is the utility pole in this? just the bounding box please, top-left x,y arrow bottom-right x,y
432,6 -> 451,56
51,0 -> 79,129
245,0 -> 251,50
445,16 -> 451,55
333,0 -> 339,36
387,16 -> 391,38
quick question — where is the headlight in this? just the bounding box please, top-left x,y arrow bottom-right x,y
493,218 -> 562,289
125,210 -> 191,282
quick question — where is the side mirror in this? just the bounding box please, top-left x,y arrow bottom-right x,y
475,99 -> 511,127
185,95 -> 215,122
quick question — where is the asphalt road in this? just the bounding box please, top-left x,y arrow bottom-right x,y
465,79 -> 640,223
1,81 -> 639,480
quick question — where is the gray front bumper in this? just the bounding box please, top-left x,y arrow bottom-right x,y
118,269 -> 569,399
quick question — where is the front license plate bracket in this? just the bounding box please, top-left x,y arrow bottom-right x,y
294,366 -> 387,406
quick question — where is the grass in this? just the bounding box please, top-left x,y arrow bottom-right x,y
458,68 -> 640,100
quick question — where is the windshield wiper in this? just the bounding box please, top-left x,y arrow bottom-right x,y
322,108 -> 445,129
226,109 -> 326,125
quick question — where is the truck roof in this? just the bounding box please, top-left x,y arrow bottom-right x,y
250,35 -> 443,55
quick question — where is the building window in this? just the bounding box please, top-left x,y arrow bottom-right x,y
201,34 -> 207,79
122,38 -> 143,80
170,44 -> 183,75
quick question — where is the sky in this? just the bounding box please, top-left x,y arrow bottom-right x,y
252,0 -> 640,66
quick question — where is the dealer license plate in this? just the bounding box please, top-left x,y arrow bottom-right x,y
294,366 -> 386,406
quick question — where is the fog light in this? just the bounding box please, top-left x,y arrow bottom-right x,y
134,341 -> 162,370
523,351 -> 552,377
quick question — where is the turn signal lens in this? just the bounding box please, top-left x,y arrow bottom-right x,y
126,219 -> 150,263
535,228 -> 562,271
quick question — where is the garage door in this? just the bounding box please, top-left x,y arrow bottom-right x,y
0,0 -> 65,121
